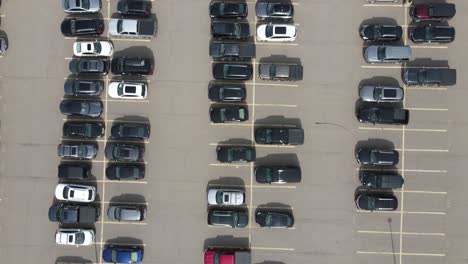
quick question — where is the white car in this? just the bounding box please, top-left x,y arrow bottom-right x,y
73,41 -> 113,57
108,81 -> 147,99
207,189 -> 245,206
55,229 -> 95,246
55,183 -> 96,202
257,23 -> 297,42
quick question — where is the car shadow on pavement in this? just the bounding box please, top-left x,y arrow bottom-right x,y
109,193 -> 147,205
255,153 -> 300,167
255,202 -> 293,215
207,177 -> 246,192
255,116 -> 302,129
256,261 -> 286,264
113,46 -> 155,61
204,235 -> 250,250
105,237 -> 144,247
258,55 -> 301,65
55,256 -> 93,264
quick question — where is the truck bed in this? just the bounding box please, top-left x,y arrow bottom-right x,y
288,65 -> 303,81
138,19 -> 156,36
78,206 -> 99,224
287,128 -> 304,145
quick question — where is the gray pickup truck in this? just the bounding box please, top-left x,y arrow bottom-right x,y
259,63 -> 303,81
109,18 -> 156,38
255,127 -> 304,145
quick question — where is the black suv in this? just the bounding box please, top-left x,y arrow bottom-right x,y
216,146 -> 256,163
64,80 -> 103,96
210,106 -> 248,123
58,164 -> 91,179
360,24 -> 402,42
60,100 -> 103,118
63,122 -> 104,138
208,85 -> 246,102
111,57 -> 154,75
211,21 -> 250,40
403,68 -> 456,86
410,25 -> 455,43
69,59 -> 108,75
61,18 -> 104,37
356,194 -> 398,211
255,166 -> 301,184
105,143 -> 144,161
356,147 -> 399,166
111,123 -> 150,139
106,165 -> 145,180
212,63 -> 253,80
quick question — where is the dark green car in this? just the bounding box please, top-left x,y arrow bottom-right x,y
208,210 -> 248,228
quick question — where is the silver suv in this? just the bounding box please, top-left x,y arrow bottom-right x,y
364,45 -> 411,63
359,85 -> 404,102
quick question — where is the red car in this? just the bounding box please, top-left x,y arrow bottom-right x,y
204,249 -> 250,264
410,3 -> 456,22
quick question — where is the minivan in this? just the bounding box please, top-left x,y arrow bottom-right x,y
364,45 -> 411,63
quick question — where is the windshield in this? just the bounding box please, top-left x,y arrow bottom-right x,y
94,43 -> 101,53
367,197 -> 376,210
82,0 -> 90,9
216,192 -> 224,204
265,129 -> 272,143
63,186 -> 70,198
264,168 -> 272,182
238,108 -> 245,120
117,84 -> 124,96
377,46 -> 386,60
75,232 -> 85,244
370,150 -> 378,164
265,25 -> 273,38
425,27 -> 433,40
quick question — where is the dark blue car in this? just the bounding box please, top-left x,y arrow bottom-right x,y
102,246 -> 143,263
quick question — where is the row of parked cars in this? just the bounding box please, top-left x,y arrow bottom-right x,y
205,2 -> 301,263
52,1 -> 155,263
353,2 -> 457,211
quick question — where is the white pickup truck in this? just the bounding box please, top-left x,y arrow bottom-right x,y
109,18 -> 156,38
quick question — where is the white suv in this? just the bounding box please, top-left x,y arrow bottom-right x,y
55,229 -> 95,246
207,189 -> 245,205
54,183 -> 96,202
73,41 -> 113,57
257,23 -> 297,42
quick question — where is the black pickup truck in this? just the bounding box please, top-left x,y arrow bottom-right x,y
360,171 -> 404,189
357,106 -> 409,125
255,127 -> 304,145
111,57 -> 153,75
410,3 -> 456,22
48,203 -> 99,224
209,43 -> 256,60
403,68 -> 456,86
258,63 -> 303,81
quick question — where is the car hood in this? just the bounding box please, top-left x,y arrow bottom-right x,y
54,184 -> 67,200
359,86 -> 375,101
364,46 -> 379,62
256,24 -> 267,39
237,212 -> 249,227
99,42 -> 113,56
87,101 -> 103,117
255,2 -> 268,17
48,206 -> 59,221
108,82 -> 121,97
357,148 -> 371,163
207,189 -> 219,205
210,108 -> 223,123
239,23 -> 250,38
64,80 -> 75,95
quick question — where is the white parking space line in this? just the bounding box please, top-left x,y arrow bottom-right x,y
251,247 -> 295,251
209,163 -> 252,167
98,221 -> 148,225
358,127 -> 447,133
394,148 -> 449,153
357,230 -> 445,236
363,4 -> 404,7
255,42 -> 299,46
361,65 -> 449,69
356,210 -> 446,215
60,98 -> 150,103
406,107 -> 448,111
410,45 -> 448,49
110,38 -> 151,42
94,242 -> 146,246
405,87 -> 447,91
356,251 -> 445,257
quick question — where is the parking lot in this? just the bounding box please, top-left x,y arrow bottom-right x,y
1,0 -> 468,263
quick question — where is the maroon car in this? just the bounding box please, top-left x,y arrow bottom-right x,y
410,3 -> 456,22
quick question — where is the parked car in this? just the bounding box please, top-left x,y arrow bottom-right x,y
403,68 -> 456,86
55,229 -> 94,246
48,203 -> 99,224
0,35 -> 7,56
355,147 -> 399,166
64,80 -> 103,96
62,0 -> 101,13
211,21 -> 250,40
69,59 -> 108,75
209,43 -> 256,60
106,165 -> 145,180
111,123 -> 150,139
410,25 -> 455,43
356,106 -> 409,125
355,194 -> 398,211
208,210 -> 248,228
256,1 -> 293,19
410,3 -> 456,22
257,23 -> 296,42
102,246 -> 143,264
60,100 -> 103,117
54,183 -> 96,202
359,24 -> 402,41
255,210 -> 294,228
58,164 -> 91,179
207,189 -> 245,205
359,85 -> 404,103
208,85 -> 246,102
209,2 -> 248,18
209,106 -> 248,123
105,143 -> 144,161
117,0 -> 151,17
255,166 -> 301,184
212,63 -> 253,80
61,18 -> 104,37
258,63 -> 303,81
57,143 -> 98,160
63,122 -> 104,138
108,18 -> 156,38
111,57 -> 153,75
255,127 -> 304,145
360,171 -> 404,189
216,146 -> 255,163
364,45 -> 411,63
108,81 -> 147,99
107,205 -> 146,221
73,41 -> 113,57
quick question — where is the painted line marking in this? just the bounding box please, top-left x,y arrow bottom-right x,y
209,143 -> 295,149
406,107 -> 448,111
209,163 -> 252,168
61,98 -> 150,103
207,183 -> 296,189
410,45 -> 448,49
60,159 -> 148,165
363,4 -> 404,7
98,221 -> 148,225
358,168 -> 447,174
356,251 -> 445,257
361,65 -> 449,69
357,230 -> 445,236
251,247 -> 295,251
405,87 -> 447,91
255,42 -> 299,46
356,210 -> 446,215
358,127 -> 447,133
394,148 -> 448,153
